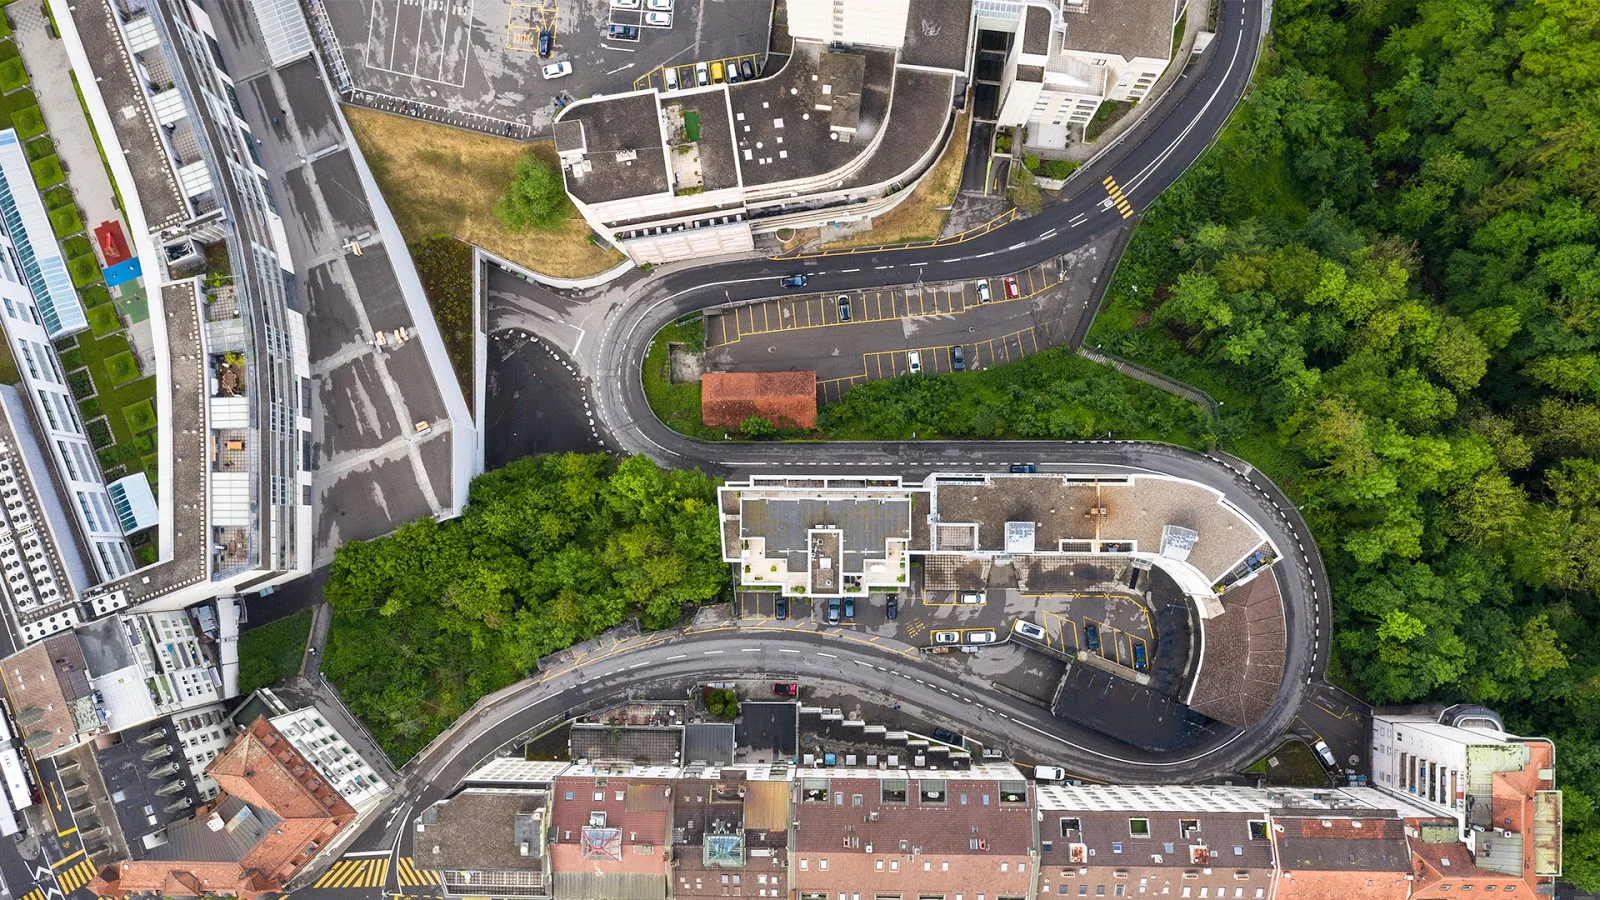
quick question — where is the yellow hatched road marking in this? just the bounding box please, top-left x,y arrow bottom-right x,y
315,860 -> 358,889
59,859 -> 97,892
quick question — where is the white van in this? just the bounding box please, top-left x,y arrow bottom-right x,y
1034,765 -> 1067,783
663,67 -> 679,91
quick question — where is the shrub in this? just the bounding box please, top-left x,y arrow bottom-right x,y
135,544 -> 157,566
87,303 -> 120,337
1023,152 -> 1041,172
739,415 -> 776,437
86,417 -> 113,449
66,368 -> 94,399
123,398 -> 155,434
706,688 -> 740,719
12,106 -> 44,140
23,136 -> 51,162
1041,159 -> 1079,179
104,351 -> 140,385
408,236 -> 473,402
493,152 -> 570,231
1007,167 -> 1042,215
57,347 -> 83,369
80,284 -> 111,308
132,433 -> 155,453
29,154 -> 63,189
141,453 -> 159,480
77,396 -> 100,419
61,234 -> 92,259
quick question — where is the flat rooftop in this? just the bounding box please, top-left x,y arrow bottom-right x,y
729,41 -> 895,187
739,495 -> 911,572
841,67 -> 955,190
900,0 -> 974,70
1060,0 -> 1176,61
557,92 -> 670,205
92,717 -> 203,858
422,789 -> 550,873
667,90 -> 740,193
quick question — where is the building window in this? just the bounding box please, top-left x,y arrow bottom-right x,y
1129,818 -> 1150,837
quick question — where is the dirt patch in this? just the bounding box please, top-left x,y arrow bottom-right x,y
816,105 -> 971,251
668,342 -> 704,383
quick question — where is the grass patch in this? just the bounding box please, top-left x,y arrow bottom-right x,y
238,609 -> 313,694
0,57 -> 24,95
344,105 -> 624,279
50,204 -> 83,238
682,109 -> 701,142
80,283 -> 110,308
77,395 -> 99,418
642,317 -> 715,439
57,346 -> 82,369
42,185 -> 72,210
61,234 -> 91,258
408,236 -> 474,405
0,334 -> 19,385
66,368 -> 93,398
1085,100 -> 1134,142
122,398 -> 155,434
104,350 -> 139,385
23,135 -> 50,161
817,107 -> 970,250
12,105 -> 42,140
86,301 -> 119,337
67,254 -> 99,288
29,154 -> 63,189
1246,740 -> 1332,787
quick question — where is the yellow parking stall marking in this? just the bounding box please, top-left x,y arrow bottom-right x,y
56,826 -> 76,838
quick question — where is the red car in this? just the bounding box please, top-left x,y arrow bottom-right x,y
772,682 -> 798,697
1003,275 -> 1020,299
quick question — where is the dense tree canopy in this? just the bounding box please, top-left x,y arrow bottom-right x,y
1090,0 -> 1600,885
321,453 -> 726,761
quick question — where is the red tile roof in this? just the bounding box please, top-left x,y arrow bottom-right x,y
701,371 -> 817,429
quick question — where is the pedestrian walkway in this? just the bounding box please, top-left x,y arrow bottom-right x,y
396,857 -> 441,888
54,857 -> 99,894
313,857 -> 389,889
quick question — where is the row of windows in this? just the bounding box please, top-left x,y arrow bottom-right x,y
93,538 -> 135,578
76,489 -> 119,535
1051,887 -> 1263,898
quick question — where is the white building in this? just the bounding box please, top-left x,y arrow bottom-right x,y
255,687 -> 390,810
0,130 -> 138,581
988,0 -> 1187,149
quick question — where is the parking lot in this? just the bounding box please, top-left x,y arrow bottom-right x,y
700,233 -> 1120,404
322,0 -> 775,136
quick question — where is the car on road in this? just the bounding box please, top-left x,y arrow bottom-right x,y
827,598 -> 840,625
843,597 -> 856,618
907,350 -> 922,374
1084,622 -> 1100,653
773,682 -> 798,697
741,59 -> 756,80
1004,275 -> 1020,299
958,591 -> 985,604
977,280 -> 991,303
538,29 -> 553,57
837,294 -> 851,320
775,596 -> 787,619
933,630 -> 961,644
541,61 -> 572,80
711,60 -> 726,83
696,62 -> 710,86
1313,739 -> 1337,768
780,273 -> 808,288
931,727 -> 963,745
645,11 -> 671,26
663,66 -> 678,90
885,595 -> 898,618
1010,463 -> 1037,473
967,629 -> 997,644
1013,620 -> 1046,640
646,0 -> 672,8
950,345 -> 964,371
1034,765 -> 1067,782
1132,642 -> 1148,671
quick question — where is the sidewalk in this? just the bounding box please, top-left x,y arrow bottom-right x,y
7,0 -> 123,232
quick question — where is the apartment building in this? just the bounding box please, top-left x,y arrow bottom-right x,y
249,687 -> 390,811
986,0 -> 1187,149
554,0 -> 971,263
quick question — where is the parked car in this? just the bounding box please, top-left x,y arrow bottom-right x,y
1010,463 -> 1037,473
1012,620 -> 1046,640
967,629 -> 997,644
837,294 -> 851,321
885,595 -> 898,619
645,11 -> 671,26
931,727 -> 962,745
711,60 -> 726,83
537,29 -> 553,57
958,591 -> 985,604
1084,622 -> 1100,653
827,598 -> 840,625
726,62 -> 740,83
1004,275 -> 1020,298
541,61 -> 572,79
842,596 -> 856,618
950,345 -> 964,371
611,0 -> 640,7
1034,765 -> 1067,783
775,596 -> 788,619
741,59 -> 756,80
1132,642 -> 1148,671
696,62 -> 710,86
977,280 -> 992,303
646,0 -> 672,8
773,682 -> 798,697
907,350 -> 922,374
1313,739 -> 1337,768
607,23 -> 640,40
780,273 -> 808,288
663,66 -> 679,90
933,630 -> 960,644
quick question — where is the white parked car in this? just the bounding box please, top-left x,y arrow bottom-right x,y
696,62 -> 710,86
646,0 -> 672,8
967,630 -> 997,644
663,66 -> 679,91
541,61 -> 572,80
1012,620 -> 1046,640
645,11 -> 671,26
907,350 -> 922,374
959,591 -> 985,605
611,0 -> 640,8
933,630 -> 960,645
1313,739 -> 1337,768
1034,765 -> 1067,783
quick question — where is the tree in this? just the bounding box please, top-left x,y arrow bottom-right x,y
1006,166 -> 1042,215
706,689 -> 740,719
494,152 -> 570,231
739,415 -> 777,437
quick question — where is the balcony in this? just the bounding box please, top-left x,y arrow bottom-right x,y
212,352 -> 245,398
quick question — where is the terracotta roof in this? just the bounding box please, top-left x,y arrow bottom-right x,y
793,852 -> 1033,899
792,776 -> 1033,855
700,371 -> 817,429
208,717 -> 356,822
1186,571 -> 1286,728
1273,815 -> 1411,900
1408,833 -> 1528,897
549,774 -> 673,883
1,637 -> 89,757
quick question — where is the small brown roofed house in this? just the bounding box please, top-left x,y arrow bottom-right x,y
1271,815 -> 1411,900
700,371 -> 817,430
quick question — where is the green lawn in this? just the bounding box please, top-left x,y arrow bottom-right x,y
237,609 -> 314,695
12,105 -> 42,139
72,329 -> 157,478
122,398 -> 155,434
86,302 -> 119,337
68,255 -> 99,288
1246,740 -> 1333,787
0,58 -> 24,95
50,204 -> 83,238
105,350 -> 139,385
29,154 -> 62,188
642,317 -> 716,439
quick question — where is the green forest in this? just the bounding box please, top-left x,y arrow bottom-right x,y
321,454 -> 726,761
1087,0 -> 1600,884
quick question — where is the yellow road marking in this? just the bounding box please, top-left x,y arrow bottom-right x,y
52,849 -> 85,869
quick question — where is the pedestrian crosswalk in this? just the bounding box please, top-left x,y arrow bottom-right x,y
314,858 -> 389,889
396,857 -> 441,888
55,859 -> 99,894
